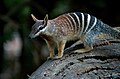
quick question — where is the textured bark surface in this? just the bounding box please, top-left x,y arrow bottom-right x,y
28,27 -> 120,79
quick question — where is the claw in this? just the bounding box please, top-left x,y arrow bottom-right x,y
47,56 -> 62,60
51,56 -> 62,60
47,56 -> 53,60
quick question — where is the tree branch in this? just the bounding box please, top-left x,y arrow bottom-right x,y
28,27 -> 120,79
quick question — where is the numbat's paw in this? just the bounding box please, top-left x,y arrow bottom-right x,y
47,56 -> 63,60
51,56 -> 63,60
47,56 -> 53,60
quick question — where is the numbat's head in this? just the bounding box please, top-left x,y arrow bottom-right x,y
29,14 -> 48,39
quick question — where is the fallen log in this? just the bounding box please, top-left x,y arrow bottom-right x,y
28,27 -> 120,79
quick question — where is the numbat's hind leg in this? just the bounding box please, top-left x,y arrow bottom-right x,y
74,45 -> 93,53
64,40 -> 83,53
46,40 -> 55,60
69,40 -> 83,48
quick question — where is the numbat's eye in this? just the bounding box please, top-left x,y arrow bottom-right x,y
34,26 -> 44,34
39,26 -> 45,30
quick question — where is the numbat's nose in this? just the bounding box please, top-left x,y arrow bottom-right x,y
28,33 -> 34,39
28,35 -> 31,39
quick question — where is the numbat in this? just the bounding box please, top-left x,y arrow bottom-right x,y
29,12 -> 120,59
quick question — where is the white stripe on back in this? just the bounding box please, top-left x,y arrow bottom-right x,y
80,13 -> 84,35
86,17 -> 97,34
84,14 -> 91,33
73,13 -> 80,33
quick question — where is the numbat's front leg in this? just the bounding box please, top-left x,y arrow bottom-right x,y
45,40 -> 55,59
52,41 -> 66,59
64,40 -> 83,52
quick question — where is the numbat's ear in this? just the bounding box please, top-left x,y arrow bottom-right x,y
31,14 -> 38,22
43,14 -> 48,26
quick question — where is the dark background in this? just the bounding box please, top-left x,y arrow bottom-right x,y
0,0 -> 120,79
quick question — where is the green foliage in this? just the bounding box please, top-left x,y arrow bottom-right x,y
3,0 -> 23,9
50,0 -> 71,17
18,6 -> 30,20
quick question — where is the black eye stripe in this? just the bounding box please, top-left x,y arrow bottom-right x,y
39,26 -> 45,30
34,29 -> 39,34
32,21 -> 46,34
34,26 -> 45,34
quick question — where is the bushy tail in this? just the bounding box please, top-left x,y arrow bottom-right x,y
101,23 -> 120,39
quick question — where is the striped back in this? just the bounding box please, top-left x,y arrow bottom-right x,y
53,12 -> 97,36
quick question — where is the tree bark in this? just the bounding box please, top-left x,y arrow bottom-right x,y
28,27 -> 120,79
